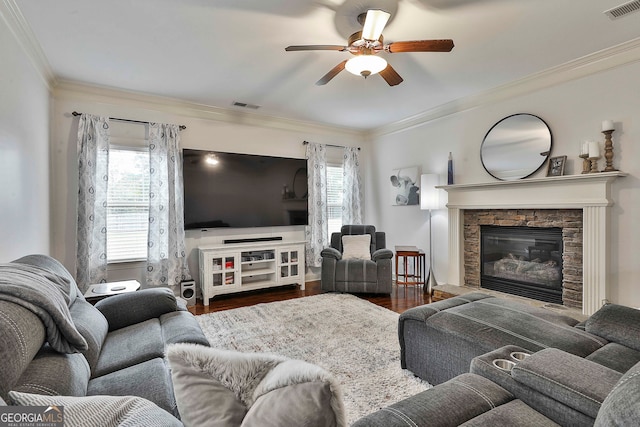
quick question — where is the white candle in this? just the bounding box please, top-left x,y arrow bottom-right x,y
602,120 -> 614,131
589,141 -> 599,158
581,141 -> 589,156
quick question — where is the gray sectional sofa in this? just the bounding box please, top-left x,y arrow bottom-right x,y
354,292 -> 640,426
0,254 -> 209,421
400,292 -> 640,385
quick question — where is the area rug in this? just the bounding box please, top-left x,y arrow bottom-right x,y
196,293 -> 431,425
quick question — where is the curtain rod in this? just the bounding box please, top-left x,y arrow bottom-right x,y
303,140 -> 360,150
72,111 -> 186,130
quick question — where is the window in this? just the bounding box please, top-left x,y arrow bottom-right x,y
106,148 -> 149,262
326,164 -> 344,236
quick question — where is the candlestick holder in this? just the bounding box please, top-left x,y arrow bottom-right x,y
588,156 -> 600,173
602,129 -> 617,172
579,153 -> 590,174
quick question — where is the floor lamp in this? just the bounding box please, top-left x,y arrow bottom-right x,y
420,174 -> 439,294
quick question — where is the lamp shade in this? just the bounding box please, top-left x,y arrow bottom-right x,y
345,55 -> 388,77
362,9 -> 390,41
420,174 -> 439,210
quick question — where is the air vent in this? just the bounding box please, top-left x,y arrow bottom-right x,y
232,101 -> 261,109
604,0 -> 640,19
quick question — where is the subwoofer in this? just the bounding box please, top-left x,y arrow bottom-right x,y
180,280 -> 196,306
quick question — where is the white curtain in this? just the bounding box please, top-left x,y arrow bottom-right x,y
146,123 -> 191,291
342,147 -> 363,225
76,114 -> 110,290
305,142 -> 328,268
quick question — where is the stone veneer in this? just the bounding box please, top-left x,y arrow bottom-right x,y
463,209 -> 583,309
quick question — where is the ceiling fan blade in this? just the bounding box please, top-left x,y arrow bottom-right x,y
362,9 -> 391,41
285,45 -> 347,52
386,39 -> 454,53
316,60 -> 348,85
379,64 -> 403,86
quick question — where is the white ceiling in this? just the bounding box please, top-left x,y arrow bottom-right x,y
13,0 -> 640,130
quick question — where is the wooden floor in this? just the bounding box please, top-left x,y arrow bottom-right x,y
188,281 -> 432,315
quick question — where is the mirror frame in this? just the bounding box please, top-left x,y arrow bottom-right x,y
480,113 -> 553,181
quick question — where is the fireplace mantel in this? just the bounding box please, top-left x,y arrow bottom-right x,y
440,172 -> 626,315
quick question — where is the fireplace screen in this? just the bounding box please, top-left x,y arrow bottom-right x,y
481,226 -> 563,303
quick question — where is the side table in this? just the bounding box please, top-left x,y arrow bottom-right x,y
84,280 -> 141,304
394,246 -> 426,288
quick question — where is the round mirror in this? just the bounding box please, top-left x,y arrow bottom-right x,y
481,114 -> 552,181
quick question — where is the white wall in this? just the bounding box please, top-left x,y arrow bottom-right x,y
366,59 -> 640,308
51,84 -> 364,284
0,15 -> 51,261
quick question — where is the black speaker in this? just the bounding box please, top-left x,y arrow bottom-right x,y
180,280 -> 196,306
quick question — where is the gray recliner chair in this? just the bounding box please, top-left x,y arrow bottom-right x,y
320,225 -> 393,294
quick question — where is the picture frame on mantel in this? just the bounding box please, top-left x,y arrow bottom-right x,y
546,156 -> 566,177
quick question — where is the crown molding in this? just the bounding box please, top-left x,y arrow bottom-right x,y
369,37 -> 640,138
54,80 -> 366,138
1,0 -> 56,89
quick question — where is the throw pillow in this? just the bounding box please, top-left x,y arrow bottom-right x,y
166,343 -> 346,427
8,391 -> 181,427
341,235 -> 371,260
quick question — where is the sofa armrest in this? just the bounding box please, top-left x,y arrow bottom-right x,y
372,248 -> 393,261
95,288 -> 180,332
320,247 -> 342,260
511,348 -> 622,419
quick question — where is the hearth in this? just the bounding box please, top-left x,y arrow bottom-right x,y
481,225 -> 563,304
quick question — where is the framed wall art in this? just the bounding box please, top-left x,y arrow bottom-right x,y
390,166 -> 419,206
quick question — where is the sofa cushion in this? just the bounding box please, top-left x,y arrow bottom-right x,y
9,391 -> 181,426
341,235 -> 371,260
335,260 -> 378,285
586,342 -> 640,374
69,299 -> 108,372
88,357 -> 177,417
167,344 -> 346,427
12,346 -> 90,397
352,373 -> 513,427
460,399 -> 560,426
159,310 -> 209,347
428,298 -> 606,356
93,319 -> 164,378
595,360 -> 640,426
586,303 -> 640,352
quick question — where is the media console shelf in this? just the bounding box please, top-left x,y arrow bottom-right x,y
198,241 -> 305,306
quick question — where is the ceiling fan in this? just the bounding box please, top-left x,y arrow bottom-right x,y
285,9 -> 454,86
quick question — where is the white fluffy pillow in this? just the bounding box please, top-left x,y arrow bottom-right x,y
341,235 -> 371,260
166,343 -> 346,427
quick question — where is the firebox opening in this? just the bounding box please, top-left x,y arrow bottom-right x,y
481,225 -> 563,304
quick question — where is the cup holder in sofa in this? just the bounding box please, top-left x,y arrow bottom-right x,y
493,359 -> 516,372
510,351 -> 530,361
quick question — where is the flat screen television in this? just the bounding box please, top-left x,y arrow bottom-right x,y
182,149 -> 308,230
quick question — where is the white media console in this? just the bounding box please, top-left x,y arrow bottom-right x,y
198,240 -> 306,306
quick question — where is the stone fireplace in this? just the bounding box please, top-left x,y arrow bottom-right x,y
464,209 -> 582,308
441,172 -> 624,315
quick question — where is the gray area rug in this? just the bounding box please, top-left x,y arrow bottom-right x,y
196,293 -> 431,425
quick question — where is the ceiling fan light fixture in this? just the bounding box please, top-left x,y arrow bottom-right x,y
361,9 -> 391,41
345,55 -> 387,77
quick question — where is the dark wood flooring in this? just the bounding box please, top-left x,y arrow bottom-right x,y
188,281 -> 432,315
